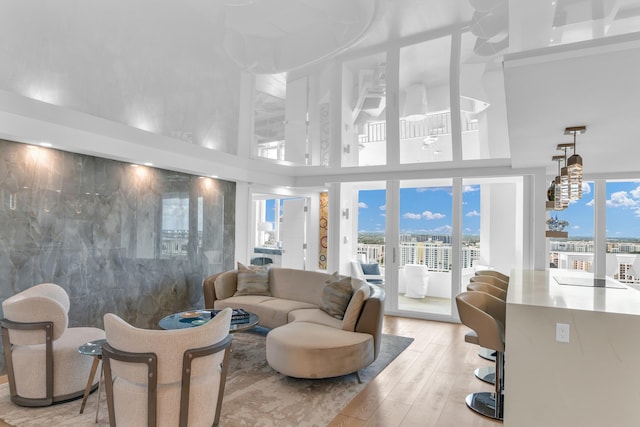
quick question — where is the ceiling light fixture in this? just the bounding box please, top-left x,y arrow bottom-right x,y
564,126 -> 585,200
552,155 -> 568,210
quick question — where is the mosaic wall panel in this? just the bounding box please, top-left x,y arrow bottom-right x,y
0,140 -> 235,374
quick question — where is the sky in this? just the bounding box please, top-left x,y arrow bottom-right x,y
357,185 -> 481,235
561,181 -> 640,239
357,181 -> 640,239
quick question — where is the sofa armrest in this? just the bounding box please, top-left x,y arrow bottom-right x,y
202,273 -> 224,309
355,285 -> 385,359
213,270 -> 239,301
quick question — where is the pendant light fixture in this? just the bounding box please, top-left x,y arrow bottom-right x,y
557,146 -> 570,205
564,126 -> 585,200
552,155 -> 568,210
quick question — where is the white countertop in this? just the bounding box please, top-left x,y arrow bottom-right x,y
507,268 -> 640,316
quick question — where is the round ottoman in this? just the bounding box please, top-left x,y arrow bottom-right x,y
266,321 -> 374,379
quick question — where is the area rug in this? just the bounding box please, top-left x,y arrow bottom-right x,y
0,327 -> 413,427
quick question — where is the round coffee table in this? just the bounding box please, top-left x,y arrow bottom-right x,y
158,309 -> 259,332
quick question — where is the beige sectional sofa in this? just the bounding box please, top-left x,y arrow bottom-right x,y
202,267 -> 385,379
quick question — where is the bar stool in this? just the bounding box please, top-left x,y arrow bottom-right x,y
467,282 -> 507,301
475,270 -> 510,283
465,282 -> 506,385
468,276 -> 507,361
470,275 -> 508,292
456,291 -> 505,421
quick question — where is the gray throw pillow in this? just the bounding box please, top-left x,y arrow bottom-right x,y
234,262 -> 271,296
361,263 -> 380,275
320,272 -> 354,320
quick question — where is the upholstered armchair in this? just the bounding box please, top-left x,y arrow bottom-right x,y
0,283 -> 106,406
102,308 -> 233,427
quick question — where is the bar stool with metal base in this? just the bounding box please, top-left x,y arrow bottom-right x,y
465,282 -> 506,385
468,276 -> 507,361
456,291 -> 505,421
475,270 -> 510,283
470,275 -> 509,291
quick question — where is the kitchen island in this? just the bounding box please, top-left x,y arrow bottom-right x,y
504,269 -> 640,427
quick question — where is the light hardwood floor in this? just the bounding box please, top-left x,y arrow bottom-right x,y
328,316 -> 502,427
0,316 -> 501,427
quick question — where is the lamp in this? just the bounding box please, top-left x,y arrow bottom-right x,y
403,84 -> 428,121
556,146 -> 570,204
564,126 -> 585,200
552,155 -> 568,210
258,221 -> 273,246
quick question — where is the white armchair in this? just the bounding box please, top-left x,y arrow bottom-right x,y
0,283 -> 105,406
102,308 -> 233,427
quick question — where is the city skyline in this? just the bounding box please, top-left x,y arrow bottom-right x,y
356,181 -> 640,239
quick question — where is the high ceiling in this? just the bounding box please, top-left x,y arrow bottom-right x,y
0,0 -> 639,177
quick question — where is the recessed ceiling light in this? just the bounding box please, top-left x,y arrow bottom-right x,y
143,162 -> 153,167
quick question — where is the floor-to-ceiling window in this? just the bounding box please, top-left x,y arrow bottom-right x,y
548,181 -> 594,271
605,180 -> 640,285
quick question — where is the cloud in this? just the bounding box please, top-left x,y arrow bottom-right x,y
582,182 -> 592,195
635,208 -> 640,217
379,204 -> 386,211
586,199 -> 594,206
607,191 -> 638,208
466,210 -> 480,217
358,202 -> 368,208
431,225 -> 453,233
463,185 -> 479,193
631,185 -> 640,199
416,186 -> 451,193
572,225 -> 580,230
403,212 -> 422,220
422,210 -> 446,220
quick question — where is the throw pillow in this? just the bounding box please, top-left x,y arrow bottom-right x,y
320,272 -> 354,320
342,280 -> 371,331
360,262 -> 383,285
234,262 -> 271,296
360,263 -> 380,276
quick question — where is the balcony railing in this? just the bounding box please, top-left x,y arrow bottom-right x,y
357,241 -> 480,272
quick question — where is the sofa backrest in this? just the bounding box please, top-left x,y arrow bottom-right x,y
269,268 -> 332,306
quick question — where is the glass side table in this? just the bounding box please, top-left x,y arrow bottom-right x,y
78,338 -> 107,422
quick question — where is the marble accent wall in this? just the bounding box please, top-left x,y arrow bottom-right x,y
0,139 -> 235,374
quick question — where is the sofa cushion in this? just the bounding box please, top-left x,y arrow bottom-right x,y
342,281 -> 370,331
268,268 -> 331,306
288,308 -> 342,329
266,321 -> 374,379
320,272 -> 353,320
214,296 -> 316,329
235,262 -> 271,296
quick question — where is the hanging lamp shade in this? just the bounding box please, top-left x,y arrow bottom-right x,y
553,155 -> 568,210
564,126 -> 586,201
567,153 -> 583,200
